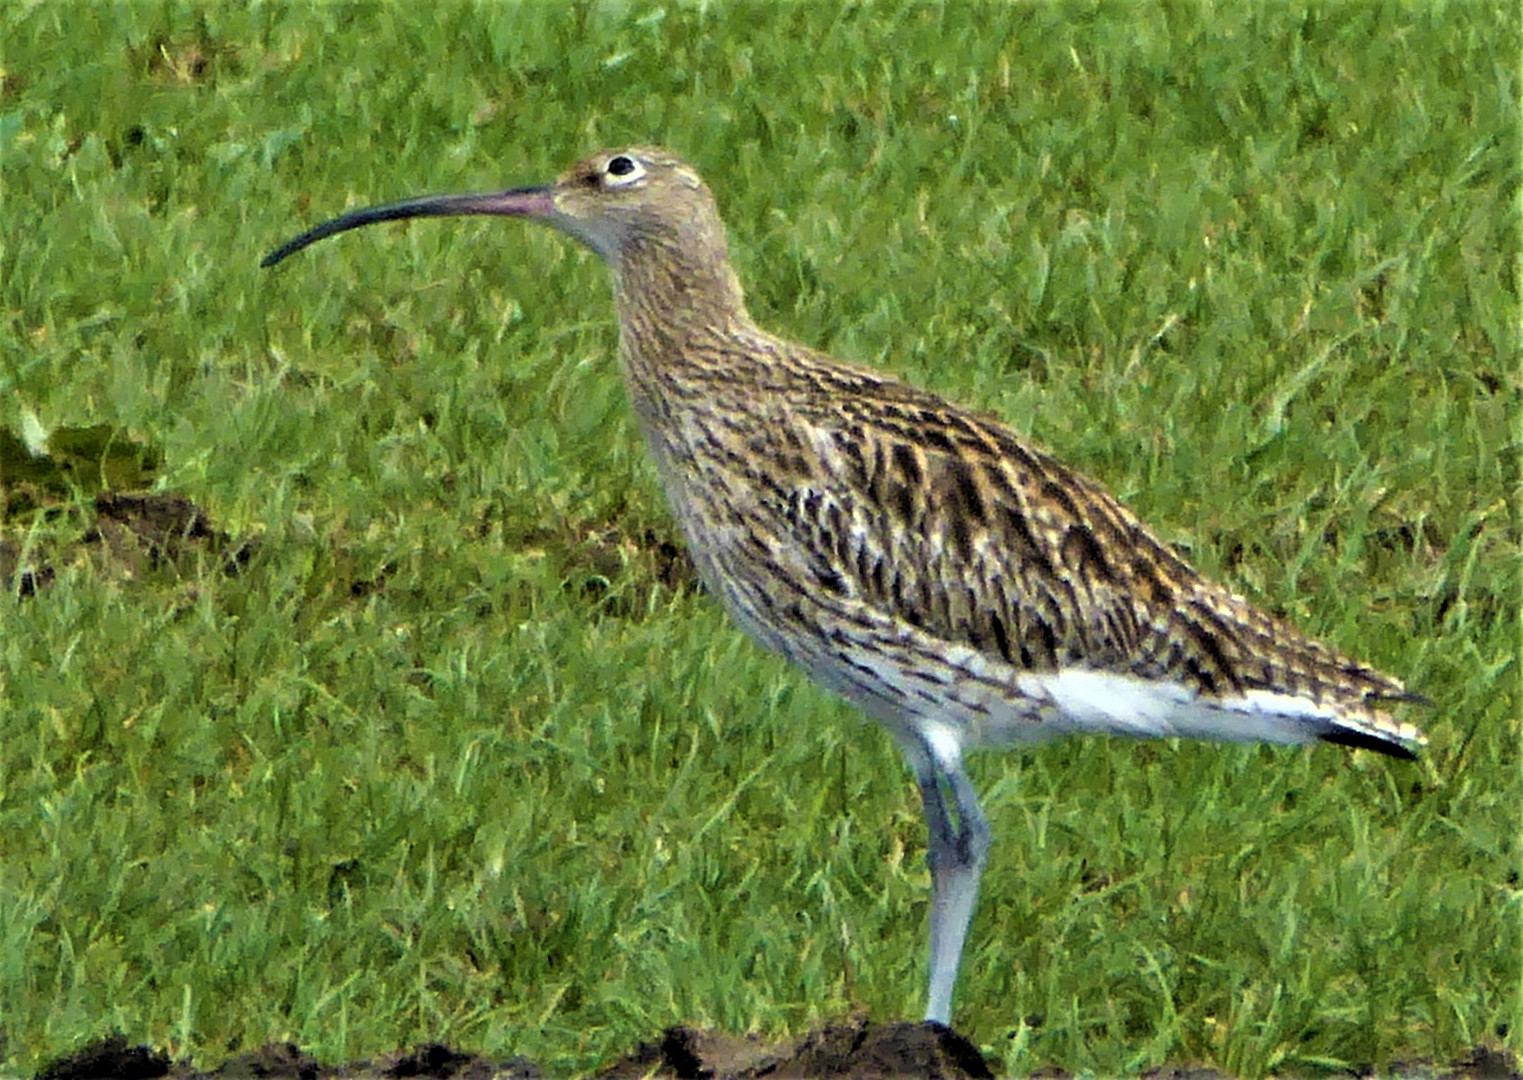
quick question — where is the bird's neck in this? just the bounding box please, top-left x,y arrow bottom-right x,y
610,239 -> 757,390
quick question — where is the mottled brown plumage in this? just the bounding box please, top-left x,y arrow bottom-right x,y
264,145 -> 1425,1026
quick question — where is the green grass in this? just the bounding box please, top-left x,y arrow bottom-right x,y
1,1 -> 1518,1076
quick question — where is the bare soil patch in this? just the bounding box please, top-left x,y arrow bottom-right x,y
31,1024 -> 1520,1080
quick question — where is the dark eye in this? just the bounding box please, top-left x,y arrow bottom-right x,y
601,154 -> 647,188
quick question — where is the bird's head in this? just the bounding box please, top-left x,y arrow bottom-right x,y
546,146 -> 725,262
262,146 -> 728,271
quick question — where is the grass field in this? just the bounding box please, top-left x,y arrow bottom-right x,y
2,2 -> 1518,1076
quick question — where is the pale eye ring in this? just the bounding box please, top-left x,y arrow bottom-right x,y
604,154 -> 645,186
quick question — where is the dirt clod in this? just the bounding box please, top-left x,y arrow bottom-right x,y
37,1035 -> 169,1080
90,491 -> 255,574
208,1043 -> 317,1079
593,1017 -> 993,1079
386,1043 -> 538,1079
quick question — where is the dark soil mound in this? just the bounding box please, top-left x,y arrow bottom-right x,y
31,1024 -> 1520,1079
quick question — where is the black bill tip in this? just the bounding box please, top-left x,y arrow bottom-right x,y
261,187 -> 555,269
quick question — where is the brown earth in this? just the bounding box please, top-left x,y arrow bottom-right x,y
1,489 -> 254,596
31,1024 -> 1521,1080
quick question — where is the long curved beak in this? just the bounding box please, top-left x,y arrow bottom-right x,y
261,186 -> 555,268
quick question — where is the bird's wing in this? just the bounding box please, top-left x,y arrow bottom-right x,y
754,371 -> 1413,719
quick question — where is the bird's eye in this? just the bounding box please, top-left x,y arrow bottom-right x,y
603,154 -> 645,186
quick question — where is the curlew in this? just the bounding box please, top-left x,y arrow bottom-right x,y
264,146 -> 1426,1027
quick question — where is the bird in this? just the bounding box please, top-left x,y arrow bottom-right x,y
263,146 -> 1427,1028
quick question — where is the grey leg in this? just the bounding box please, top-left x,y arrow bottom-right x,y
901,731 -> 991,1026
